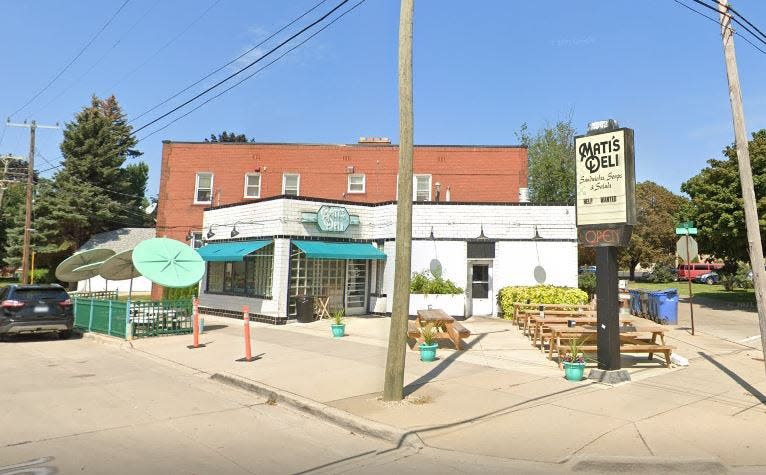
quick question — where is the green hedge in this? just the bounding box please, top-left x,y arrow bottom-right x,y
497,285 -> 589,319
164,284 -> 198,301
410,270 -> 463,295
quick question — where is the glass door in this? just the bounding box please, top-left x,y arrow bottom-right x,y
470,263 -> 492,316
345,260 -> 368,315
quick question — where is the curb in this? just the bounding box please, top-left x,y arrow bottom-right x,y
210,372 -> 424,450
76,330 -> 134,350
564,455 -> 727,473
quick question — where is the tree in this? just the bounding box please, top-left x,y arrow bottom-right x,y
619,181 -> 686,280
3,95 -> 149,270
517,119 -> 577,204
681,129 -> 766,271
204,131 -> 253,143
0,182 -> 25,268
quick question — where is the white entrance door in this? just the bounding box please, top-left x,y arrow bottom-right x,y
470,263 -> 492,316
345,260 -> 368,315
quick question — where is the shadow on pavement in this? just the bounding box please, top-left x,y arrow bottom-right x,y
699,351 -> 766,404
403,333 -> 487,396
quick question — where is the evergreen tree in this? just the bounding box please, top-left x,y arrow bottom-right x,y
204,131 -> 253,143
3,95 -> 149,269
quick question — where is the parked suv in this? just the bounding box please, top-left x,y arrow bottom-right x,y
0,284 -> 74,340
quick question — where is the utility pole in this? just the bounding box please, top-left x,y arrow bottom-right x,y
7,120 -> 59,284
718,1 -> 766,374
0,154 -> 26,207
383,0 -> 414,401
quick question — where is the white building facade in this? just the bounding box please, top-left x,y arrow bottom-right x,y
198,196 -> 577,324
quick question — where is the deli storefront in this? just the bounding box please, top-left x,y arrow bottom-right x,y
196,196 -> 577,324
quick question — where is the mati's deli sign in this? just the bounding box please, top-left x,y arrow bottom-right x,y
575,128 -> 636,228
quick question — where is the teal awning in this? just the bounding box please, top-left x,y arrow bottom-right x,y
293,240 -> 386,260
197,240 -> 272,262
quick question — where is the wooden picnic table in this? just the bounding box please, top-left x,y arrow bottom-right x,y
408,309 -> 470,350
530,315 -> 637,349
519,309 -> 596,335
313,295 -> 330,320
547,322 -> 672,368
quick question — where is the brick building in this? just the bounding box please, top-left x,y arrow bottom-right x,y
154,138 -> 529,299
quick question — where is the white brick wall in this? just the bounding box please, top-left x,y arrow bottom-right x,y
201,198 -> 578,318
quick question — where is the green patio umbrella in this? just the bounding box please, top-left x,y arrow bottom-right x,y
55,248 -> 116,284
132,238 -> 205,288
99,249 -> 141,299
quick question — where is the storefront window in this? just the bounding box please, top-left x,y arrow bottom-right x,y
205,244 -> 274,297
289,244 -> 345,315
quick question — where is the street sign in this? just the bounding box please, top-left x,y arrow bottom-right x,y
675,227 -> 698,235
676,236 -> 699,262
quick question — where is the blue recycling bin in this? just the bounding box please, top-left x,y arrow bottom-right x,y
647,291 -> 664,322
654,288 -> 679,325
628,290 -> 641,316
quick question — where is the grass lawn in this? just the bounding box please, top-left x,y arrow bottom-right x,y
628,281 -> 755,304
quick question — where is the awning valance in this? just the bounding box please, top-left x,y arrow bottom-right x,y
197,240 -> 272,262
293,240 -> 386,260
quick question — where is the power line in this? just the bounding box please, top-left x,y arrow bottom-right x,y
684,0 -> 766,51
671,0 -> 766,55
132,0 -> 352,135
137,0 -> 368,143
10,0 -> 132,118
131,0 -> 329,123
102,0 -> 222,95
29,2 -> 161,117
725,2 -> 766,42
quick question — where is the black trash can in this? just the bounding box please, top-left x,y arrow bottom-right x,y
295,295 -> 315,323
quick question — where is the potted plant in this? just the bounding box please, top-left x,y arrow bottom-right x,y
330,309 -> 346,337
562,338 -> 587,381
418,324 -> 439,362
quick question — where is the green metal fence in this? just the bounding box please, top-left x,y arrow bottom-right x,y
130,299 -> 193,338
70,290 -> 119,300
74,298 -> 129,338
74,298 -> 193,339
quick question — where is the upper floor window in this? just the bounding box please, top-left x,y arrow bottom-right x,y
190,231 -> 203,249
347,174 -> 365,194
195,173 -> 213,204
283,173 -> 300,196
414,175 -> 431,202
244,173 -> 261,198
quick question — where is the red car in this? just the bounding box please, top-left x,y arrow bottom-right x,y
677,263 -> 724,281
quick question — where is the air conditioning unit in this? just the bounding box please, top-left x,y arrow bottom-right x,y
346,166 -> 355,174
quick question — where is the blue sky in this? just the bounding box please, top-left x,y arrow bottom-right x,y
1,0 -> 765,198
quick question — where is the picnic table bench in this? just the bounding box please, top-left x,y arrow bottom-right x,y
547,323 -> 674,368
407,309 -> 470,350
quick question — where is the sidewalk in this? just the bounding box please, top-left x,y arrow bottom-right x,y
127,308 -> 766,472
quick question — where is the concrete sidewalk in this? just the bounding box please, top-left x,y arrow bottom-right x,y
126,310 -> 766,473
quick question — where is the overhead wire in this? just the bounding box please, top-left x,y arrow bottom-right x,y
131,0 -> 330,123
28,1 -> 161,117
102,0 -> 223,95
131,0 -> 352,135
137,0 -> 367,143
679,0 -> 766,53
10,0 -> 132,118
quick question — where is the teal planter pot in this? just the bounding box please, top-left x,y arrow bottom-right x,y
563,362 -> 586,381
331,324 -> 346,338
419,343 -> 438,362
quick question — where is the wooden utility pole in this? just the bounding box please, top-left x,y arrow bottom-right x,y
7,120 -> 59,284
383,0 -> 414,401
718,1 -> 766,372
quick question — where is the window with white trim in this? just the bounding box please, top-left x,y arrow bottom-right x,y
194,173 -> 213,204
283,173 -> 300,196
191,232 -> 203,249
414,175 -> 431,202
244,173 -> 261,198
347,174 -> 365,193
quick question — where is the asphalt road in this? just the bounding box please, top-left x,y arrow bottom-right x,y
0,333 -> 556,474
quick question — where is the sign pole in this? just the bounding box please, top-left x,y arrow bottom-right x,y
684,230 -> 695,335
575,119 -> 635,384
